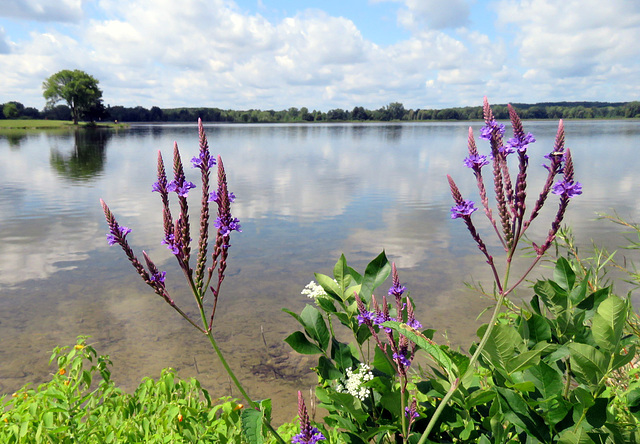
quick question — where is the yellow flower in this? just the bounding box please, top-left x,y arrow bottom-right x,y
58,368 -> 66,375
177,414 -> 183,422
233,403 -> 244,411
74,344 -> 85,350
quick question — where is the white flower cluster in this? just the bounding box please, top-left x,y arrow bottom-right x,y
301,281 -> 328,299
335,363 -> 374,401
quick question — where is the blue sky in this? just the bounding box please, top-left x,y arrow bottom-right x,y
1,0 -> 639,111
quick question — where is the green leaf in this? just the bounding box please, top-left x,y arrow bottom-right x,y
359,251 -> 390,301
373,346 -> 396,376
315,273 -> 342,301
317,356 -> 342,380
523,313 -> 552,343
481,324 -> 521,372
465,389 -> 496,409
331,339 -> 354,371
567,343 -> 608,385
525,361 -> 564,401
496,387 -> 550,442
284,332 -> 323,355
505,349 -> 542,375
333,254 -> 351,293
591,295 -> 627,354
383,321 -> 455,376
557,427 -> 596,444
554,257 -> 576,291
241,408 -> 264,444
612,344 -> 637,371
300,305 -> 330,350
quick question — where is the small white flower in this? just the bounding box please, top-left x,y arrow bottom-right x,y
336,363 -> 374,401
301,281 -> 328,299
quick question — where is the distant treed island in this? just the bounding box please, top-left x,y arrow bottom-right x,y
2,100 -> 640,123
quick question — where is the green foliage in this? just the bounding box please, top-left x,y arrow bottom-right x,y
0,336 -> 257,443
284,250 -> 640,443
42,70 -> 104,124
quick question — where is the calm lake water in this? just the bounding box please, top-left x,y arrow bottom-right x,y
1,120 -> 640,422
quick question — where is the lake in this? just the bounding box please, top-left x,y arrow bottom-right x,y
1,120 -> 640,422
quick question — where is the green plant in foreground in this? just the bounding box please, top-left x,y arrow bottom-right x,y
0,337 -> 262,443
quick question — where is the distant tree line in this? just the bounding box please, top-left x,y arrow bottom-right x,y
3,100 -> 640,123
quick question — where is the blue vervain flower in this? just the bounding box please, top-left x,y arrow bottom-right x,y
463,153 -> 490,169
167,180 -> 196,197
551,180 -> 582,198
106,225 -> 131,246
450,200 -> 477,219
292,391 -> 325,444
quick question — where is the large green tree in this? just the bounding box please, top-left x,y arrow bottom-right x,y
42,69 -> 103,124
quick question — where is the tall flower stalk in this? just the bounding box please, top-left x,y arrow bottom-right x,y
101,119 -> 284,444
418,98 -> 582,443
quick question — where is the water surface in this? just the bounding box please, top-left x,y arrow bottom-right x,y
1,121 -> 640,422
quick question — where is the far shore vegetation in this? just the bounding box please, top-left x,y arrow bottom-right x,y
2,99 -> 640,126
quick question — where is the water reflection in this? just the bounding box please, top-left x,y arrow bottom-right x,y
1,121 -> 640,422
50,129 -> 110,181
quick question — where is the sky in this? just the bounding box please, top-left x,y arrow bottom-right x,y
1,0 -> 639,111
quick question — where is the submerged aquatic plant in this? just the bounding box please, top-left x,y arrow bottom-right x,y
101,119 -> 283,444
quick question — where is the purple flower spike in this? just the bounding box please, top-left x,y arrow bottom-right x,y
167,180 -> 196,197
393,350 -> 411,368
191,153 -> 216,170
292,391 -> 325,444
106,225 -> 131,246
450,200 -> 477,219
552,180 -> 582,198
479,120 -> 506,140
357,310 -> 376,326
463,153 -> 490,169
150,270 -> 166,284
505,132 -> 536,153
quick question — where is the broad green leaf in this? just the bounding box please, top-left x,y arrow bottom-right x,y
317,356 -> 342,380
525,361 -> 564,401
505,349 -> 542,375
359,251 -> 390,301
567,343 -> 608,385
481,324 -> 522,371
383,321 -> 455,376
465,389 -> 496,408
591,295 -> 627,354
496,387 -> 550,442
300,305 -> 330,350
612,344 -> 637,371
333,254 -> 351,293
569,272 -> 589,305
522,313 -> 552,343
331,338 -> 354,371
554,256 -> 576,291
557,427 -> 596,444
241,408 -> 264,444
373,346 -> 396,376
284,331 -> 323,354
314,273 -> 342,301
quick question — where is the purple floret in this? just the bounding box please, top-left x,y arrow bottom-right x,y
450,200 -> 477,219
552,180 -> 582,198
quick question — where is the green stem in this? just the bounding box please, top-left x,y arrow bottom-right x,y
418,378 -> 460,443
205,331 -> 286,444
417,291 -> 506,444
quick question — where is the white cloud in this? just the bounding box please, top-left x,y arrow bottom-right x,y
0,0 -> 639,110
496,0 -> 640,99
0,0 -> 85,22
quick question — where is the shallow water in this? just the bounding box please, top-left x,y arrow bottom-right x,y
1,120 -> 640,422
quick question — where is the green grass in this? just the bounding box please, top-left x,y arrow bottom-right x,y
0,119 -> 126,130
